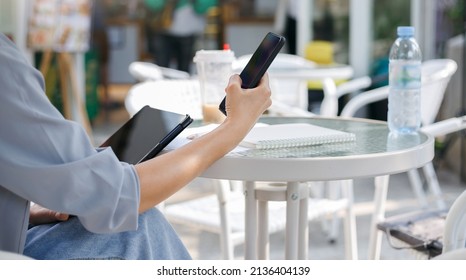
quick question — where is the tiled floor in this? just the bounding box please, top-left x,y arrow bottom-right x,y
90,84 -> 466,260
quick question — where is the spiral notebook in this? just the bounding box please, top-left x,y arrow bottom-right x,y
240,123 -> 356,149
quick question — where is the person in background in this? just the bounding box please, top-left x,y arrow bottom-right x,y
144,0 -> 217,73
0,33 -> 271,259
90,0 -> 118,109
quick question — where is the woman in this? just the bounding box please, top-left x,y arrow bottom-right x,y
0,33 -> 271,259
144,0 -> 217,73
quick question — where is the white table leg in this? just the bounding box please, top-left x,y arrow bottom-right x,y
368,175 -> 390,260
341,179 -> 358,260
298,184 -> 309,259
257,200 -> 269,259
244,181 -> 257,260
216,179 -> 234,260
286,181 -> 300,259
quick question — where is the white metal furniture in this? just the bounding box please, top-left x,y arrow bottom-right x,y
124,80 -> 350,259
125,79 -> 203,120
125,80 -> 355,260
339,59 -> 458,259
341,59 -> 458,211
195,117 -> 434,259
234,52 -> 370,235
235,53 -> 371,244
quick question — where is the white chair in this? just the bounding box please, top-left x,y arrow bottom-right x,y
125,79 -> 356,259
341,59 -> 458,210
339,59 -> 458,259
233,53 -> 372,116
376,166 -> 466,260
125,79 -> 203,120
128,61 -> 190,82
234,53 -> 370,252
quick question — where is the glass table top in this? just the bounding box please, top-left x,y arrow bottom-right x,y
229,116 -> 429,159
195,116 -> 433,182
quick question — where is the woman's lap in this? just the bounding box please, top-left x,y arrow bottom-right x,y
24,208 -> 191,260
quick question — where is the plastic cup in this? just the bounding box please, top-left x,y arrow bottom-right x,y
194,49 -> 235,123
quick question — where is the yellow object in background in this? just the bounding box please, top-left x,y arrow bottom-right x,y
305,41 -> 346,90
305,40 -> 334,65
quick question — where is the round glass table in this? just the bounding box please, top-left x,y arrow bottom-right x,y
197,116 -> 434,260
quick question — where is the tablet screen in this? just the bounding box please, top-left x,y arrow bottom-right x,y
100,106 -> 192,164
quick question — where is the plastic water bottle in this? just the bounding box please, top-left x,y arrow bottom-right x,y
388,26 -> 422,134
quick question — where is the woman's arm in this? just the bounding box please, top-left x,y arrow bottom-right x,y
136,74 -> 271,212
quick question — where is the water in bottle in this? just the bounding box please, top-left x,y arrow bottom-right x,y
388,26 -> 422,134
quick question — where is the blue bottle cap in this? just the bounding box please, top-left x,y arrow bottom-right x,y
397,26 -> 415,37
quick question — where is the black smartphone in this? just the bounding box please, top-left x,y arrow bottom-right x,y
218,32 -> 286,115
99,105 -> 193,164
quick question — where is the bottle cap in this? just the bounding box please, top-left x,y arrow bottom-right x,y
397,26 -> 415,37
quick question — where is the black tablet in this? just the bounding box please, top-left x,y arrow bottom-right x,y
100,105 -> 193,164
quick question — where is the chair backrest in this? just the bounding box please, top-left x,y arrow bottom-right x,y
232,53 -> 316,72
129,62 -> 164,81
233,53 -> 317,110
340,59 -> 458,124
419,59 -> 458,126
125,79 -> 203,120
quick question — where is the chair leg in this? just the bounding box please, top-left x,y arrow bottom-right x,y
326,180 -> 342,243
310,181 -> 339,242
422,162 -> 446,210
285,182 -> 301,259
368,175 -> 389,260
407,168 -> 429,208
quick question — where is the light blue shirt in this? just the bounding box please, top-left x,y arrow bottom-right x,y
0,34 -> 140,254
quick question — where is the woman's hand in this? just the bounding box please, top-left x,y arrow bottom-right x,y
136,73 -> 272,212
224,73 -> 272,131
29,203 -> 70,225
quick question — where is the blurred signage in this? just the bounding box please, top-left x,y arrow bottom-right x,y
28,0 -> 91,52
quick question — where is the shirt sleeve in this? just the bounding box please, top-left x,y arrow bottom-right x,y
0,34 -> 140,234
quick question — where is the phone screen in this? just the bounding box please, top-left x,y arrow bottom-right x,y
240,33 -> 285,88
218,32 -> 285,115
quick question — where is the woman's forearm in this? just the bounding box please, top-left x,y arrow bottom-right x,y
135,74 -> 271,213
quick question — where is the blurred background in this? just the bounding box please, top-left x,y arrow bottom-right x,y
0,0 -> 465,180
